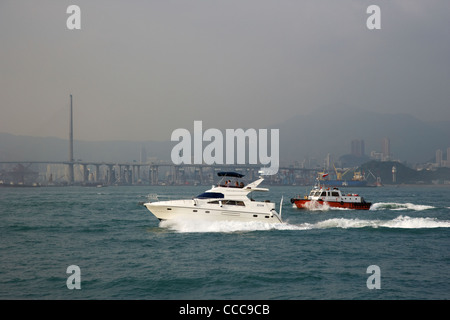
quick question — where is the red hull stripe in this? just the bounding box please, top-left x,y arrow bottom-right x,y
293,200 -> 371,210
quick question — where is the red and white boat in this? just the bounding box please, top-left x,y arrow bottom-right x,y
290,185 -> 372,210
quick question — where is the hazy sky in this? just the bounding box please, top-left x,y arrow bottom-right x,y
1,0 -> 449,142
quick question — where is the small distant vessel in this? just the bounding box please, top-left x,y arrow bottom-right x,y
290,184 -> 372,210
144,172 -> 283,223
322,178 -> 368,188
317,167 -> 368,187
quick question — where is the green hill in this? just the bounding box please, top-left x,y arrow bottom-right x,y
360,161 -> 450,185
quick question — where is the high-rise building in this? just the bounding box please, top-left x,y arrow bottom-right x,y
351,139 -> 365,157
446,147 -> 450,167
436,149 -> 443,167
382,137 -> 390,161
325,153 -> 332,170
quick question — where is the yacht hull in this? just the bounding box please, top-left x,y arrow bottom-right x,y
145,201 -> 282,223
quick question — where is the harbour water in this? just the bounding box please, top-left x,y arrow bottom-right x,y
1,185 -> 449,300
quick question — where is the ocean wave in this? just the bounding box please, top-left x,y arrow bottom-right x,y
370,202 -> 435,211
159,215 -> 450,233
304,215 -> 450,229
295,201 -> 351,212
302,201 -> 331,211
159,218 -> 307,233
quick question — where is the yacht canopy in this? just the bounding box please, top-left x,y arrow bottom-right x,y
217,172 -> 245,178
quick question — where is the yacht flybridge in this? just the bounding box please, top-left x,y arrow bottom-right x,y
144,172 -> 283,223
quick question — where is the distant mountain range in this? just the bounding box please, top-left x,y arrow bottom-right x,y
1,108 -> 449,164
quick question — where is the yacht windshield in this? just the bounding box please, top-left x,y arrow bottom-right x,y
196,192 -> 225,199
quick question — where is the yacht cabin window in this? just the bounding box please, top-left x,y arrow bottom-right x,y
207,200 -> 245,206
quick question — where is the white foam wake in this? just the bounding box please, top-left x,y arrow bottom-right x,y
159,215 -> 450,233
303,201 -> 331,211
307,215 -> 450,229
297,201 -> 353,212
159,218 -> 307,233
370,202 -> 435,211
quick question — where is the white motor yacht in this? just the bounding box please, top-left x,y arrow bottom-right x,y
144,172 -> 283,223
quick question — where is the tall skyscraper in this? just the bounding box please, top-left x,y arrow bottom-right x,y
382,137 -> 390,161
446,147 -> 450,167
351,139 -> 365,157
436,149 -> 443,167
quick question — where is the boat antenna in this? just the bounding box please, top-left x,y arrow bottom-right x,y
279,196 -> 283,221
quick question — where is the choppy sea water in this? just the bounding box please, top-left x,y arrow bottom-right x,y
0,185 -> 449,300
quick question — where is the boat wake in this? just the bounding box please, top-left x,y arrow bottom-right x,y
301,201 -> 332,211
300,215 -> 450,230
292,201 -> 351,212
159,215 -> 450,233
159,218 -> 305,233
370,202 -> 436,211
